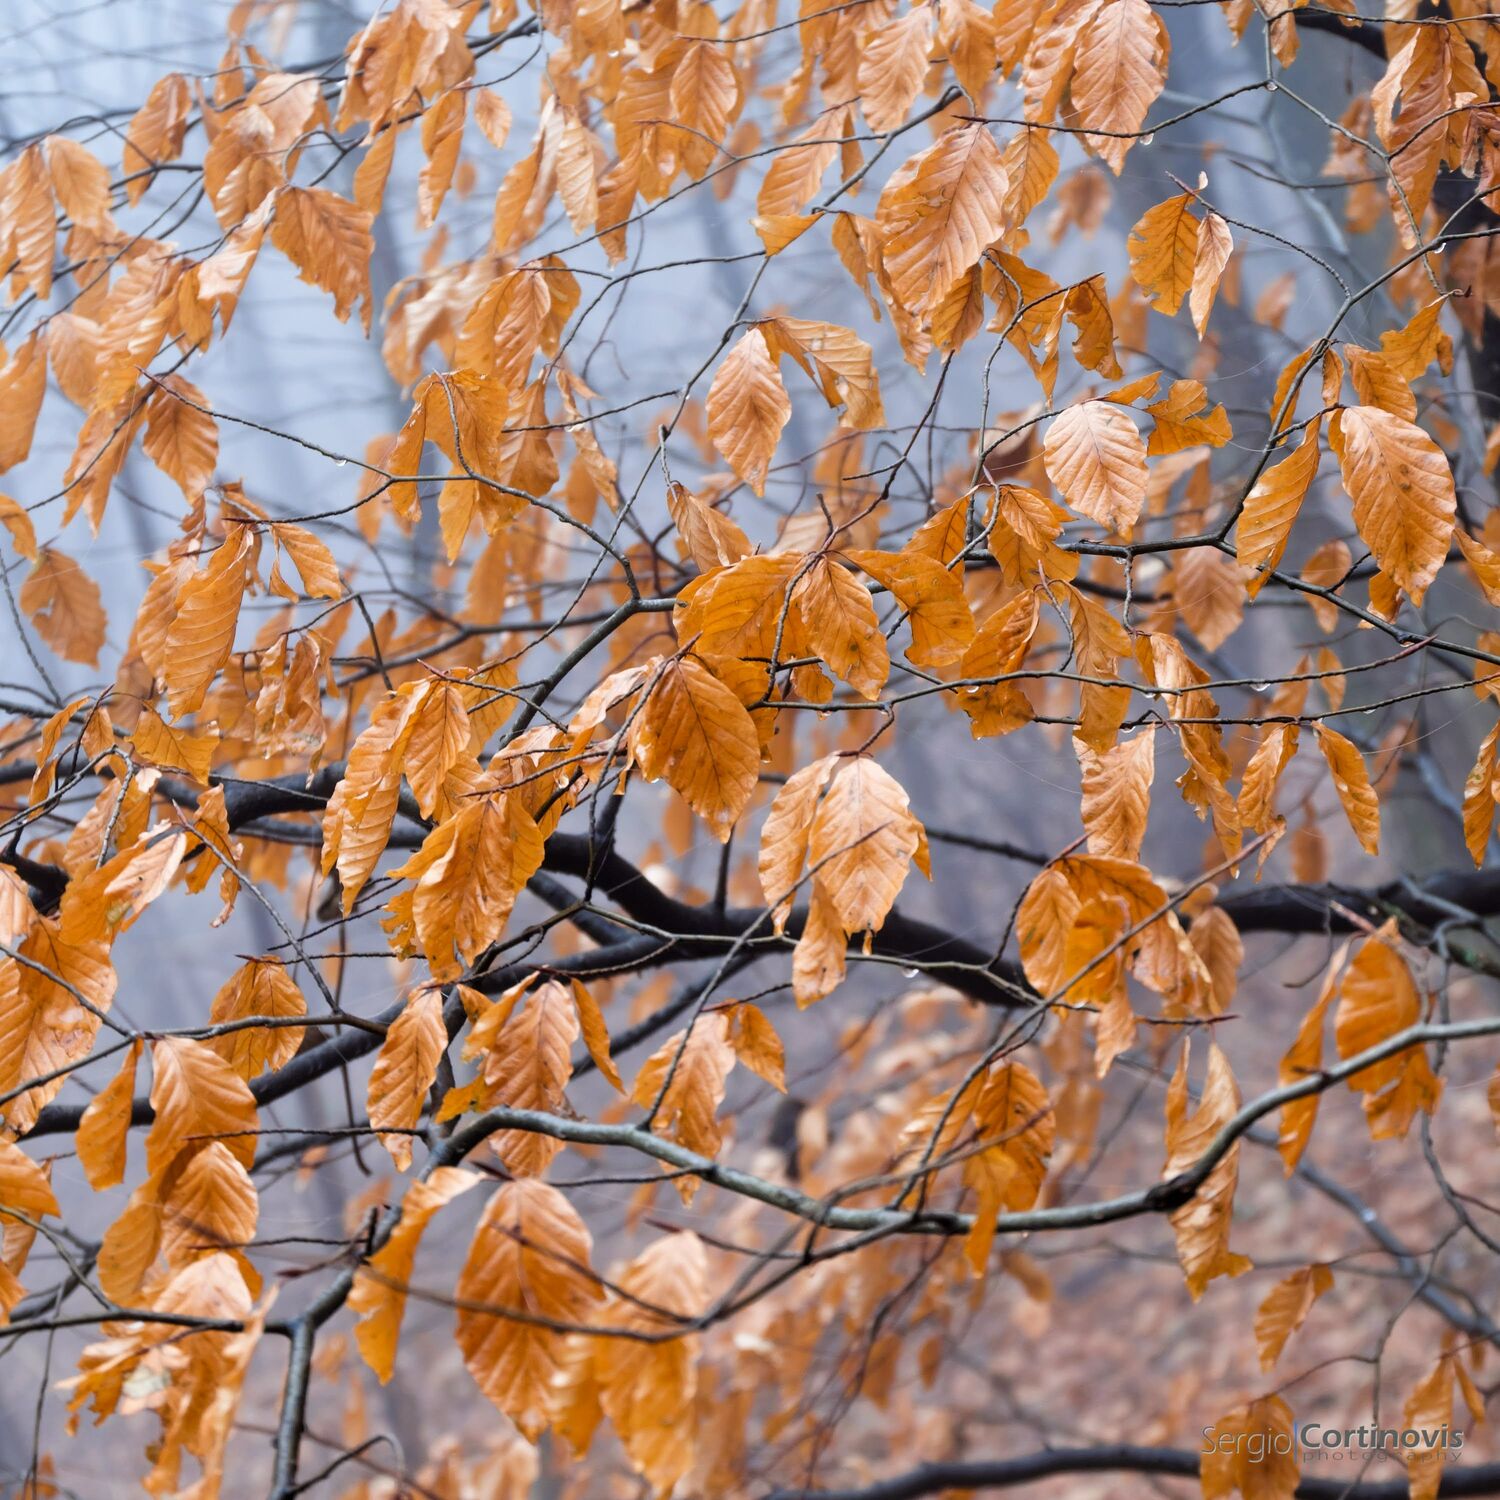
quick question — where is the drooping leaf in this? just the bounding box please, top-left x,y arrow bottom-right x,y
631,1012 -> 737,1192
962,1061 -> 1055,1271
876,122 -> 1010,316
147,1036 -> 259,1176
1190,211 -> 1233,336
367,987 -> 448,1171
0,923 -> 117,1134
206,958 -> 307,1081
845,548 -> 975,666
728,1002 -> 786,1092
1313,723 -> 1380,856
0,334 -> 48,472
627,655 -> 761,840
1329,405 -> 1455,604
807,756 -> 930,936
270,186 -> 375,330
351,1167 -> 479,1383
1255,1263 -> 1333,1370
1127,194 -> 1198,314
162,527 -> 256,717
19,548 -> 106,666
1070,0 -> 1167,174
1162,1041 -> 1251,1298
474,979 -> 578,1177
706,327 -> 791,495
791,557 -> 890,701
1077,729 -> 1154,861
1334,925 -> 1441,1140
1236,421 -> 1321,596
1201,1396 -> 1299,1500
142,376 -> 218,499
1043,399 -> 1148,533
75,1039 -> 142,1191
455,1179 -> 603,1438
593,1232 -> 709,1492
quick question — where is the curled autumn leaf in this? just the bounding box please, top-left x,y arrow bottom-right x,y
1163,1041 -> 1251,1298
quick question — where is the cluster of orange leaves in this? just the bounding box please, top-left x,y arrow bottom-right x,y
3,0 -> 1500,1494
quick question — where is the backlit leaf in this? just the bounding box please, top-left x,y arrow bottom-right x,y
1043,400 -> 1148,533
706,328 -> 791,495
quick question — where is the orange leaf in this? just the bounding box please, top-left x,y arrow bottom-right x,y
1163,1041 -> 1251,1298
367,987 -> 448,1170
845,548 -> 975,666
142,376 -> 218,499
45,135 -> 111,231
1329,405 -> 1455,604
1190,211 -> 1233,336
131,706 -> 219,784
876,122 -> 1010,316
162,528 -> 256,717
1043,400 -> 1148,533
455,1179 -> 603,1438
1335,925 -> 1442,1140
627,655 -> 761,840
706,327 -> 791,495
1127,194 -> 1198,315
1255,1263 -> 1333,1370
147,1036 -> 259,1176
631,1012 -> 737,1191
351,1166 -> 479,1382
1313,722 -> 1380,856
18,547 -> 106,667
807,756 -> 929,936
858,9 -> 932,132
1077,728 -> 1154,861
122,74 -> 191,201
792,558 -> 890,700
1236,420 -> 1321,597
206,958 -> 306,1081
1070,0 -> 1167,174
271,186 -> 374,331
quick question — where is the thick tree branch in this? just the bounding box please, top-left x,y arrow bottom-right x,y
762,1446 -> 1500,1500
16,757 -> 1500,1147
